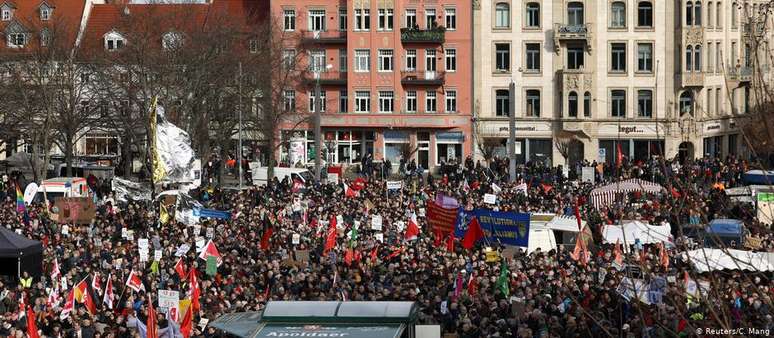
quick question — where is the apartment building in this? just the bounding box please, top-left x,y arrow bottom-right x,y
272,0 -> 473,170
474,0 -> 772,166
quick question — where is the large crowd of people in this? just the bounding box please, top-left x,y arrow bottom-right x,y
0,155 -> 772,338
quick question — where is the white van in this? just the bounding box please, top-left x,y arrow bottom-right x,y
249,164 -> 313,186
526,226 -> 558,254
33,177 -> 91,205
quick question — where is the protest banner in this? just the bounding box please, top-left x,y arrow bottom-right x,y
483,194 -> 497,205
50,197 -> 96,224
371,215 -> 383,231
194,208 -> 232,220
386,181 -> 403,190
295,249 -> 310,262
427,202 -> 458,234
757,192 -> 773,224
158,290 -> 180,312
456,209 -> 530,247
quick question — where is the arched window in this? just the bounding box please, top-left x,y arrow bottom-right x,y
707,1 -> 713,27
568,91 -> 578,117
567,2 -> 584,26
495,3 -> 510,28
526,2 -> 540,27
637,1 -> 653,27
716,1 -> 722,27
679,91 -> 694,115
686,1 -> 693,25
685,46 -> 693,71
731,2 -> 737,28
611,2 -> 626,28
694,45 -> 702,71
583,92 -> 591,117
694,1 -> 702,26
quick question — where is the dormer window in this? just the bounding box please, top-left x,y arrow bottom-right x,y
104,31 -> 126,51
1,4 -> 12,21
40,29 -> 49,46
162,32 -> 182,50
7,33 -> 26,47
40,4 -> 52,21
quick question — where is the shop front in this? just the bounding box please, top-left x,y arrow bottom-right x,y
596,123 -> 666,163
479,121 -> 554,166
701,119 -> 740,158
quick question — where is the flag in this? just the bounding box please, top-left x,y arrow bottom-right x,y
515,182 -> 528,195
426,201 -> 458,235
149,97 -> 167,184
83,287 -> 97,315
461,217 -> 484,249
16,183 -> 25,213
540,183 -> 553,193
348,224 -> 358,247
467,273 -> 478,296
570,228 -> 590,265
159,203 -> 170,225
50,258 -> 61,282
453,272 -> 463,300
446,233 -> 455,252
198,240 -> 223,266
324,215 -> 337,254
659,243 -> 669,269
261,227 -> 273,250
175,258 -> 187,279
180,299 -> 193,338
616,142 -> 624,168
103,274 -> 114,309
613,239 -> 624,266
59,289 -> 75,320
46,288 -> 60,309
147,295 -> 158,338
496,260 -> 510,297
73,278 -> 88,303
671,187 -> 681,199
91,272 -> 102,296
344,248 -> 354,266
369,246 -> 378,263
386,247 -> 403,260
26,306 -> 39,338
344,183 -> 358,198
188,269 -> 200,313
291,178 -> 304,193
125,270 -> 145,292
405,213 -> 420,241
351,177 -> 366,191
573,199 -> 583,231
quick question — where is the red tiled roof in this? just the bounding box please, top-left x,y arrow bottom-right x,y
0,0 -> 85,54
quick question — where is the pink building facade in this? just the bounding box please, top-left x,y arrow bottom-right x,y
273,0 -> 472,170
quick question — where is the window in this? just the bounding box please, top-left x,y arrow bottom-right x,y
104,32 -> 125,51
715,88 -> 722,114
525,3 -> 540,27
339,48 -> 347,72
445,90 -> 457,112
7,33 -> 26,47
638,1 -> 653,27
406,91 -> 417,112
339,90 -> 348,113
707,1 -> 714,27
445,49 -> 456,71
611,90 -> 626,117
716,1 -> 722,27
707,43 -> 714,73
426,49 -> 437,72
445,8 -> 456,30
715,42 -> 721,72
694,1 -> 702,26
495,3 -> 510,28
568,91 -> 578,117
694,45 -> 702,71
248,39 -> 258,53
406,50 -> 417,70
495,43 -> 510,71
40,6 -> 51,21
685,46 -> 693,71
310,50 -> 326,72
525,43 -> 540,71
679,92 -> 693,115
309,10 -> 325,31
526,90 -> 540,117
378,49 -> 393,71
707,88 -> 713,116
495,89 -> 510,116
637,90 -> 653,117
567,2 -> 584,26
282,49 -> 296,68
309,90 -> 326,112
355,49 -> 370,72
583,92 -> 591,117
686,2 -> 693,25
379,91 -> 394,112
355,8 -> 371,30
339,9 -> 347,30
611,43 -> 626,72
426,91 -> 437,112
637,43 -> 653,72
284,10 -> 295,31
283,90 -> 295,111
378,9 -> 394,30
406,9 -> 417,28
1,7 -> 11,21
731,2 -> 737,28
425,9 -> 436,29
567,46 -> 584,69
355,91 -> 371,112
40,30 -> 49,47
611,2 -> 626,28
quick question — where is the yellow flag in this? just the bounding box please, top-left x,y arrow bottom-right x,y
160,202 -> 170,224
149,97 -> 167,184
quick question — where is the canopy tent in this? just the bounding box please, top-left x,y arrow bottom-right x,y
545,215 -> 584,232
0,227 -> 43,279
590,179 -> 665,209
682,248 -> 774,273
743,170 -> 774,185
602,221 -> 672,246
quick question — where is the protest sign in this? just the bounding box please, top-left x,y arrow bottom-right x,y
295,249 -> 310,262
456,209 -> 530,247
387,181 -> 403,190
194,224 -> 201,236
292,233 -> 300,245
581,167 -> 595,183
154,249 -> 162,261
121,227 -> 128,239
138,238 -> 149,250
51,197 -> 96,224
491,183 -> 502,194
139,251 -> 149,262
371,215 -> 383,231
195,237 -> 206,253
175,244 -> 190,257
483,194 -> 496,205
327,173 -> 339,184
375,233 -> 384,243
427,202 -> 458,234
757,192 -> 774,224
158,290 -> 180,311
206,227 -> 214,239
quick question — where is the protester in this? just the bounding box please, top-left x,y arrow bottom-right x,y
0,155 -> 772,338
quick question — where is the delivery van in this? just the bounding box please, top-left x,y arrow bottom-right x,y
526,226 -> 558,254
249,164 -> 313,186
33,177 -> 91,205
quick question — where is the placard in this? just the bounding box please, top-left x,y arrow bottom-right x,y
386,181 -> 403,190
327,173 -> 339,184
195,237 -> 206,253
194,224 -> 201,236
375,233 -> 384,243
158,290 -> 180,310
138,238 -> 149,250
598,148 -> 607,163
175,244 -> 190,257
292,234 -> 300,245
483,194 -> 497,205
581,167 -> 595,183
295,249 -> 310,262
206,227 -> 214,239
154,249 -> 162,261
371,215 -> 383,230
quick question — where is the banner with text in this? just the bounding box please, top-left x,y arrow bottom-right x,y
456,209 -> 530,247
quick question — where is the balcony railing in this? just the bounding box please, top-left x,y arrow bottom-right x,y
305,71 -> 347,85
727,66 -> 753,83
680,72 -> 705,87
400,69 -> 444,86
301,30 -> 347,44
400,27 -> 445,44
553,23 -> 593,53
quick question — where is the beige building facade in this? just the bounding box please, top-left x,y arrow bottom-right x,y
473,0 -> 773,166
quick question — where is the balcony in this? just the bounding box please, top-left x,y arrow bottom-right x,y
727,66 -> 753,85
304,71 -> 347,86
553,23 -> 593,53
400,27 -> 445,44
742,22 -> 766,38
679,72 -> 705,87
301,30 -> 347,45
400,69 -> 444,86
558,68 -> 593,92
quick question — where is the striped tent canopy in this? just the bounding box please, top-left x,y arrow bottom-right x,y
590,178 -> 665,209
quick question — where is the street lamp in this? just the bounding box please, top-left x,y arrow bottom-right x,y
314,64 -> 334,183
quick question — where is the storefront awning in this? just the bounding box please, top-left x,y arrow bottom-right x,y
253,324 -> 405,338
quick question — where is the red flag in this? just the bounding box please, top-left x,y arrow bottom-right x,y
433,231 -> 442,247
426,201 -> 458,235
470,181 -> 479,190
147,295 -> 158,338
261,227 -> 274,250
73,278 -> 88,303
125,270 -> 145,292
616,143 -> 624,168
344,183 -> 358,198
677,318 -> 687,332
180,300 -> 193,338
540,183 -> 553,193
613,239 -> 624,266
189,269 -> 201,313
83,288 -> 97,315
386,247 -> 403,260
640,246 -> 648,265
103,274 -> 114,310
91,272 -> 102,296
446,233 -> 455,252
404,213 -> 420,241
26,306 -> 39,338
369,246 -> 378,263
175,258 -> 187,279
467,274 -> 478,296
659,243 -> 670,269
344,248 -> 354,266
324,215 -> 337,254
198,240 -> 222,266
59,289 -> 75,320
671,187 -> 681,199
291,179 -> 304,193
50,258 -> 61,281
573,199 -> 583,231
570,228 -> 589,265
351,177 -> 366,191
461,217 -> 485,249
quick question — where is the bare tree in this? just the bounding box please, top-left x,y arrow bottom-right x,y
554,131 -> 575,166
474,121 -> 500,166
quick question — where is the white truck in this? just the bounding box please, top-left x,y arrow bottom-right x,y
249,163 -> 313,186
33,177 -> 91,205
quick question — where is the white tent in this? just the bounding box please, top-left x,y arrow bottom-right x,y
602,221 -> 672,246
590,179 -> 665,209
682,248 -> 774,273
545,215 -> 584,232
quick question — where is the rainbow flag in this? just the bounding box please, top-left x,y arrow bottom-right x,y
16,183 -> 25,213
